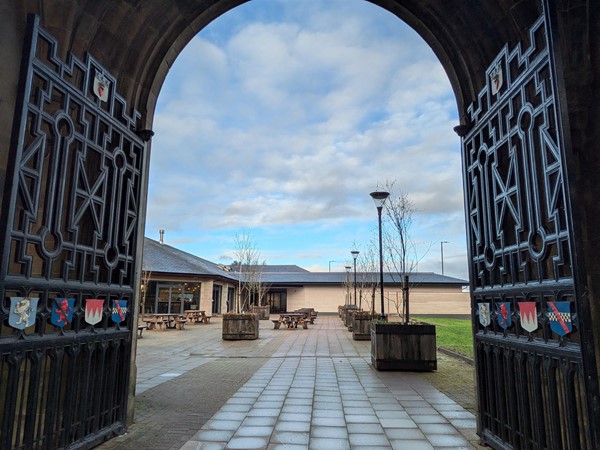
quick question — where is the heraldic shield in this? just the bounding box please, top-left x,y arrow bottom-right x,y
85,299 -> 104,325
497,302 -> 512,330
547,301 -> 573,336
518,302 -> 538,332
111,300 -> 128,325
9,297 -> 39,330
51,298 -> 75,327
478,303 -> 491,327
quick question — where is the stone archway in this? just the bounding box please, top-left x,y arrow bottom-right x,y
0,1 -> 598,449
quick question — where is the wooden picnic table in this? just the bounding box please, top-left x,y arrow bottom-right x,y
272,313 -> 308,329
144,313 -> 186,330
183,310 -> 212,324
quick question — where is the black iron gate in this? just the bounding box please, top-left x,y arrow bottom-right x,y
461,2 -> 598,449
0,16 -> 146,449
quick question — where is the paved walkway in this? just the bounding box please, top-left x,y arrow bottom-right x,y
98,315 -> 482,450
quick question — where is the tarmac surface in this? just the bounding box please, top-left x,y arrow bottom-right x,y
96,314 -> 483,450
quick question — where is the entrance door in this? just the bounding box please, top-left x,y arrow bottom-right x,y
212,285 -> 222,314
227,287 -> 235,312
268,291 -> 287,313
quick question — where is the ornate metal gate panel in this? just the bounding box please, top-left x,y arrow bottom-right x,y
0,16 -> 145,449
462,3 -> 597,449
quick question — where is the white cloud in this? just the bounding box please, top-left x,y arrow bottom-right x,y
146,0 -> 468,279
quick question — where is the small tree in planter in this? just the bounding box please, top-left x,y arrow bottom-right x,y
247,261 -> 271,319
370,181 -> 436,370
222,233 -> 260,340
352,243 -> 380,340
371,319 -> 437,370
383,183 -> 419,322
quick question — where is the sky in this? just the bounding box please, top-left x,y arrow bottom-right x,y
145,0 -> 469,280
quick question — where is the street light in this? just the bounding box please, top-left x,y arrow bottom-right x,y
351,250 -> 359,307
440,241 -> 449,275
345,265 -> 352,306
370,190 -> 389,320
328,260 -> 338,272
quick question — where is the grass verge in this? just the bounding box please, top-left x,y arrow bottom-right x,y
413,316 -> 474,359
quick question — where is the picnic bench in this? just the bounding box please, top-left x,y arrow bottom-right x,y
137,323 -> 147,337
184,310 -> 212,324
272,313 -> 308,329
143,315 -> 166,330
295,308 -> 318,324
144,313 -> 186,330
175,317 -> 187,330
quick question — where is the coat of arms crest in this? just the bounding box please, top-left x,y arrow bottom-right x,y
518,302 -> 538,332
490,62 -> 503,95
547,301 -> 573,336
111,299 -> 128,324
496,302 -> 512,330
93,70 -> 110,102
9,297 -> 39,330
85,299 -> 104,325
478,302 -> 491,327
51,298 -> 75,328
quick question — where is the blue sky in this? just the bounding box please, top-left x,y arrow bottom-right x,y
145,0 -> 468,279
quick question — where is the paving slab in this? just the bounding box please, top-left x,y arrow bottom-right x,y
96,315 -> 484,450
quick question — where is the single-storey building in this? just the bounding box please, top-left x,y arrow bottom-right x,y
142,237 -> 470,316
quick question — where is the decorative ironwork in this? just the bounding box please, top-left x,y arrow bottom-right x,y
462,4 -> 592,449
0,15 -> 144,449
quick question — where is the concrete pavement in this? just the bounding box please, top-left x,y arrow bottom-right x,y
97,314 -> 482,450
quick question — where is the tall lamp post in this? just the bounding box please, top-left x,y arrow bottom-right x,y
351,250 -> 359,306
345,265 -> 352,306
440,241 -> 449,275
370,190 -> 389,320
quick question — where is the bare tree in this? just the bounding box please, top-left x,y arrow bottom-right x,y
380,180 -> 431,323
231,232 -> 266,313
356,240 -> 380,316
244,259 -> 271,309
342,266 -> 354,306
140,270 -> 152,314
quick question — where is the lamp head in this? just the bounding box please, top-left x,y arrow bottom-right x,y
369,191 -> 390,208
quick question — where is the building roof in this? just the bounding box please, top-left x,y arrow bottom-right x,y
260,271 -> 467,286
142,237 -> 468,286
230,264 -> 309,273
142,237 -> 233,279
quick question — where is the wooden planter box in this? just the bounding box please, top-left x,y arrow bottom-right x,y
352,313 -> 372,341
251,305 -> 270,320
222,313 -> 259,340
371,322 -> 437,371
343,305 -> 359,327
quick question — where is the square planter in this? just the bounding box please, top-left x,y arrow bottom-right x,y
371,322 -> 437,371
251,305 -> 270,320
343,305 -> 359,327
222,313 -> 259,340
352,312 -> 372,341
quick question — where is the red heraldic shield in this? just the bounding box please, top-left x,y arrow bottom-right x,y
51,298 -> 74,327
85,299 -> 104,325
518,302 -> 538,332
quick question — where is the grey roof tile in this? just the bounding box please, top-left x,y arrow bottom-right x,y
142,237 -> 234,279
